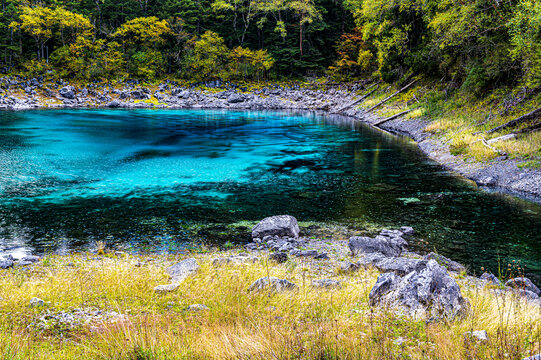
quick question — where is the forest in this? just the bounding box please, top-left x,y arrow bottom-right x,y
0,0 -> 539,90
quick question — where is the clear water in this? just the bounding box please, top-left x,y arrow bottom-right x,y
1,109 -> 540,281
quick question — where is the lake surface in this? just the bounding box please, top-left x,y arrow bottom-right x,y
1,109 -> 540,281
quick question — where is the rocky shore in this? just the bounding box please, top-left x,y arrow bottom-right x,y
1,76 -> 540,201
2,214 -> 540,359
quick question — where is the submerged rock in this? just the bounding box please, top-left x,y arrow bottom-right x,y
166,258 -> 200,283
252,215 -> 300,239
248,277 -> 297,293
369,260 -> 469,319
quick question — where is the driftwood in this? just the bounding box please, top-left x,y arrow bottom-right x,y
373,109 -> 412,127
365,80 -> 417,113
486,107 -> 541,134
472,137 -> 507,156
334,83 -> 379,113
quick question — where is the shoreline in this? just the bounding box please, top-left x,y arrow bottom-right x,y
1,80 -> 540,203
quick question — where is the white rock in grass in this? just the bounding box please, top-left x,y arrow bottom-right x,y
464,330 -> 489,342
187,304 -> 209,311
166,258 -> 199,283
29,297 -> 45,307
154,284 -> 179,293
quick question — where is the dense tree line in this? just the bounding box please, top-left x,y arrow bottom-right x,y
0,0 -> 539,91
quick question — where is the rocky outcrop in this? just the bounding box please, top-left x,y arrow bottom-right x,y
252,215 -> 300,239
423,252 -> 466,273
369,260 -> 469,319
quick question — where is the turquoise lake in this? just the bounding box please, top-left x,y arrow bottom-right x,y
1,109 -> 540,281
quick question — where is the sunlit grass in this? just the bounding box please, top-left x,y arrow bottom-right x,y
0,252 -> 540,359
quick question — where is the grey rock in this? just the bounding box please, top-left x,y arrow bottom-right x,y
59,86 -> 76,99
270,252 -> 288,263
252,215 -> 300,239
314,253 -> 330,260
30,297 -> 45,307
505,277 -> 540,295
14,260 -> 33,267
187,304 -> 209,311
248,277 -> 297,292
166,258 -> 200,283
464,330 -> 489,342
478,176 -> 497,186
373,257 -> 428,276
357,253 -> 387,268
369,260 -> 469,319
480,272 -> 502,286
348,236 -> 401,257
297,250 -> 318,257
0,259 -> 14,269
312,279 -> 341,289
22,255 -> 40,263
154,284 -> 179,292
423,252 -> 466,273
369,272 -> 401,305
107,100 -> 121,108
212,254 -> 258,266
400,226 -> 415,236
227,93 -> 244,103
512,288 -> 539,300
523,355 -> 541,360
340,261 -> 360,273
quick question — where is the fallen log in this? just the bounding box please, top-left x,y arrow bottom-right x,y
373,109 -> 412,127
486,107 -> 541,134
334,83 -> 379,113
365,80 -> 417,113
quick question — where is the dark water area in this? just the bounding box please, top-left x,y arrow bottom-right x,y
0,109 -> 540,281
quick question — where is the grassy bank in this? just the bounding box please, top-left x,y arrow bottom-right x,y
0,250 -> 540,359
353,80 -> 541,166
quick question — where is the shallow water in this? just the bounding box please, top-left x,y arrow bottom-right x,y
1,109 -> 540,280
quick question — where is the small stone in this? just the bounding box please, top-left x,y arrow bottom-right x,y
505,277 -> 540,295
314,253 -> 329,260
523,355 -> 541,360
0,259 -> 14,269
166,258 -> 199,283
30,297 -> 45,307
480,272 -> 502,286
399,226 -> 415,236
464,330 -> 489,342
187,304 -> 209,311
297,250 -> 318,257
312,279 -> 341,289
154,284 -> 179,293
252,215 -> 300,239
21,255 -> 40,263
248,277 -> 297,293
270,252 -> 288,263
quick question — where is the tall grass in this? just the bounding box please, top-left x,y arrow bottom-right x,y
0,252 -> 539,359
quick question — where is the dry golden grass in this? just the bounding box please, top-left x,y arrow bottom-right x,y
0,251 -> 540,359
